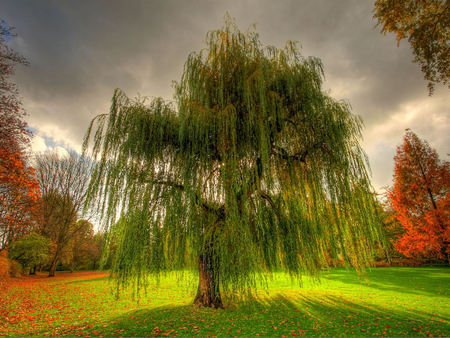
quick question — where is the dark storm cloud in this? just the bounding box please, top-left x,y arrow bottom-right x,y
1,0 -> 449,191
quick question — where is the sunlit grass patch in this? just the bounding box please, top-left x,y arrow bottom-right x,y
0,267 -> 449,337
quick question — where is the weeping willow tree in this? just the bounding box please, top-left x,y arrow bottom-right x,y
83,18 -> 385,308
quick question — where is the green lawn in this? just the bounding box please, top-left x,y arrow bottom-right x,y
0,267 -> 449,337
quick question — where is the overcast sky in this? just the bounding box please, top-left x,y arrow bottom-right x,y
2,0 -> 449,194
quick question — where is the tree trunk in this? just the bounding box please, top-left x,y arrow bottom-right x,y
193,253 -> 224,308
29,265 -> 36,275
48,249 -> 62,277
48,258 -> 58,277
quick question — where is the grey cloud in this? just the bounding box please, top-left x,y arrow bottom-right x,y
2,0 -> 449,189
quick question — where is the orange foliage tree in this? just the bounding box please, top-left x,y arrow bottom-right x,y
0,147 -> 40,249
60,220 -> 103,272
388,129 -> 450,264
0,20 -> 40,250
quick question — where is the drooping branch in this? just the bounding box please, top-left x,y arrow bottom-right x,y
83,17 -> 385,305
272,145 -> 307,164
153,179 -> 222,213
259,190 -> 275,209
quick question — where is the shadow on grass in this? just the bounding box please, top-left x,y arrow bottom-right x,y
67,275 -> 109,285
99,291 -> 450,337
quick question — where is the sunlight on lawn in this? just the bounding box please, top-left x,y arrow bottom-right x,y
0,267 -> 448,337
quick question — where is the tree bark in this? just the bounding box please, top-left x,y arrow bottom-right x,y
193,252 -> 224,308
48,257 -> 59,277
48,248 -> 62,277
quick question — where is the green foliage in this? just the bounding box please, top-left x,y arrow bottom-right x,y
8,233 -> 51,271
375,205 -> 405,262
84,17 -> 385,298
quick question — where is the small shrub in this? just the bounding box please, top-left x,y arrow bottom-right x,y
9,259 -> 23,277
374,260 -> 393,267
396,258 -> 424,267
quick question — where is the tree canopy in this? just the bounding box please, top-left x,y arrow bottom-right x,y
373,0 -> 450,94
0,20 -> 39,250
34,151 -> 94,276
388,129 -> 450,264
84,18 -> 385,307
8,233 -> 51,274
0,19 -> 31,151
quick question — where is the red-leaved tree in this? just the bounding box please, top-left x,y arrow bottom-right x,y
388,129 -> 450,264
0,20 -> 40,250
0,147 -> 40,249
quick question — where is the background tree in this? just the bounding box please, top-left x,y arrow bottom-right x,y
98,232 -> 116,271
0,19 -> 31,151
8,233 -> 51,274
84,18 -> 385,308
388,129 -> 450,264
34,151 -> 93,276
0,148 -> 40,249
373,0 -> 450,94
89,231 -> 104,270
60,220 -> 100,272
0,20 -> 39,250
374,200 -> 406,264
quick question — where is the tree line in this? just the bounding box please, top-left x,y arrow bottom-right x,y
0,21 -> 108,278
0,149 -> 109,277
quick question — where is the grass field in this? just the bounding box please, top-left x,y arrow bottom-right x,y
0,267 -> 449,337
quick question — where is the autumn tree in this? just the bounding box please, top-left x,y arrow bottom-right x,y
60,220 -> 101,272
373,0 -> 450,94
0,148 -> 40,249
0,20 -> 40,250
89,231 -> 103,270
388,129 -> 450,264
34,151 -> 94,276
84,18 -> 385,308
